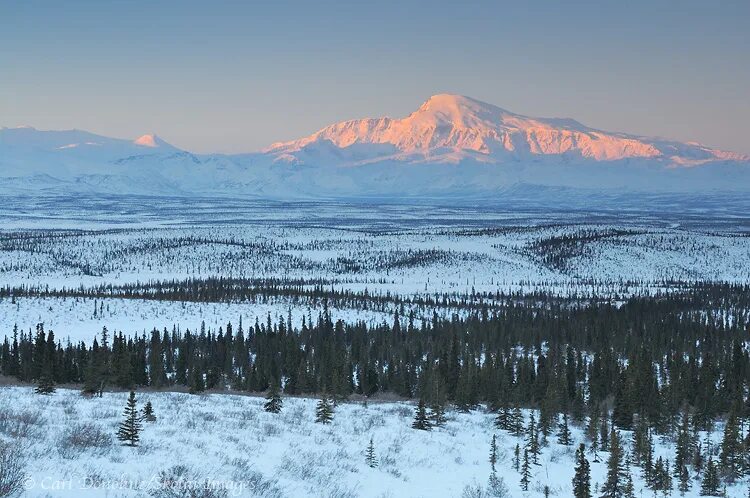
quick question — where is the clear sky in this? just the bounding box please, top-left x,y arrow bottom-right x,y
2,0 -> 748,154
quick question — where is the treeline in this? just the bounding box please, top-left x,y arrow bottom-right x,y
2,289 -> 749,429
2,278 -> 750,318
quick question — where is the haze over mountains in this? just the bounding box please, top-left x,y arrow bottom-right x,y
2,94 -> 748,203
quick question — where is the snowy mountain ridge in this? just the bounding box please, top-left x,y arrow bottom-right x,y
1,95 -> 749,201
267,94 -> 748,166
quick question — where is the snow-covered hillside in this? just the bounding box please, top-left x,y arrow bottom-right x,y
0,387 -> 743,498
2,95 -> 749,200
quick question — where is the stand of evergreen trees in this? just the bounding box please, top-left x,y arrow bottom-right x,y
1,286 -> 749,491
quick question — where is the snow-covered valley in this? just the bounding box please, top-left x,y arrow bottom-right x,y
0,200 -> 748,498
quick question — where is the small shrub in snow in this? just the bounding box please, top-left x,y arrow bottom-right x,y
261,422 -> 281,437
387,405 -> 412,418
385,467 -> 402,479
461,482 -> 486,498
0,441 -> 26,498
61,400 -> 78,417
386,438 -> 403,455
197,410 -> 217,423
282,405 -> 305,426
0,407 -> 44,439
82,470 -> 106,488
324,483 -> 359,498
58,422 -> 113,458
549,446 -> 573,463
241,470 -> 284,498
353,413 -> 385,434
461,475 -> 510,498
278,455 -> 319,482
486,473 -> 509,497
149,465 -> 229,498
89,406 -> 119,420
228,457 -> 281,495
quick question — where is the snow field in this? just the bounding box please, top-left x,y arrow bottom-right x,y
0,387 -> 745,497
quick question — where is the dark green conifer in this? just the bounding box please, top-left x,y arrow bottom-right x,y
315,395 -> 334,424
520,447 -> 531,491
600,428 -> 625,498
700,457 -> 720,496
365,437 -> 377,468
572,443 -> 591,498
489,434 -> 498,472
117,391 -> 142,447
412,399 -> 432,431
557,413 -> 572,446
264,380 -> 283,414
142,400 -> 156,422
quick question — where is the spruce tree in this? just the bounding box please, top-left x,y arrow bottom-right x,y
315,395 -> 333,424
34,366 -> 56,395
429,400 -> 447,427
489,434 -> 498,472
677,464 -> 691,495
599,413 -> 610,452
600,428 -> 625,498
513,443 -> 520,472
189,368 -> 205,394
511,404 -> 524,437
631,415 -> 650,467
557,413 -> 572,446
572,443 -> 592,498
674,410 -> 692,476
264,381 -> 283,414
719,410 -> 742,481
412,399 -> 432,431
142,400 -> 156,422
527,411 -> 540,465
622,470 -> 635,498
700,457 -> 720,496
495,403 -> 510,431
81,351 -> 101,396
365,437 -> 377,468
650,456 -> 673,494
34,331 -> 56,395
117,391 -> 142,447
520,447 -> 531,491
642,430 -> 655,488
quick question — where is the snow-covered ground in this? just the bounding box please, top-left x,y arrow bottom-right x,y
1,387 -> 744,498
0,296 -> 392,344
1,222 -> 748,293
1,209 -> 748,344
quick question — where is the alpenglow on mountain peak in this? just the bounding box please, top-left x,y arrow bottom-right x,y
268,93 -> 745,164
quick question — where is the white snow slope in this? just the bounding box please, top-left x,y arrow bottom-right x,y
1,387 -> 744,498
2,95 -> 749,200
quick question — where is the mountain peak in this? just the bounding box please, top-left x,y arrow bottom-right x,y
134,134 -> 170,148
268,94 -> 748,164
412,94 -> 510,128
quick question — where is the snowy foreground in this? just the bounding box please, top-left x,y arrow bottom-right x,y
1,387 -> 745,498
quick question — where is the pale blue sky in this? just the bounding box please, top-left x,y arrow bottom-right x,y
2,0 -> 748,154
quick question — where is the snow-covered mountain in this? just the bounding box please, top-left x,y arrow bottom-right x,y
267,94 -> 747,166
1,95 -> 748,202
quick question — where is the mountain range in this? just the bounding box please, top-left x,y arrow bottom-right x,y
2,94 -> 748,203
